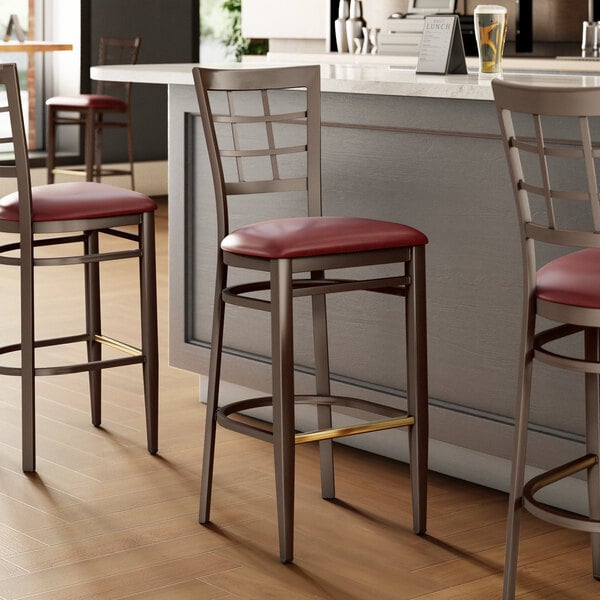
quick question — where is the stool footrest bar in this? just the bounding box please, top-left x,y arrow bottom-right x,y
0,333 -> 144,376
294,416 -> 414,444
94,334 -> 142,356
523,453 -> 600,532
215,394 -> 413,445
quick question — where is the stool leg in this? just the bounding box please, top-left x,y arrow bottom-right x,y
85,109 -> 95,182
405,245 -> 428,535
46,106 -> 56,184
140,214 -> 159,455
271,258 -> 295,563
584,327 -> 600,580
84,231 -> 102,427
126,108 -> 135,190
502,293 -> 536,600
94,114 -> 103,183
311,270 -> 335,500
20,239 -> 35,472
199,256 -> 227,524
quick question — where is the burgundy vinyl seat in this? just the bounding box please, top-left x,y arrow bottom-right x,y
493,78 -> 600,599
45,37 -> 140,189
0,181 -> 156,222
0,63 -> 159,474
222,216 -> 429,258
537,248 -> 600,309
47,94 -> 126,111
193,64 -> 429,564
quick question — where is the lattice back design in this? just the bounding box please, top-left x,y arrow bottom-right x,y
494,79 -> 600,251
95,36 -> 141,98
213,89 -> 308,197
193,65 -> 322,240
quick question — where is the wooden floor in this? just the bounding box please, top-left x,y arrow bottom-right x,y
0,197 -> 598,599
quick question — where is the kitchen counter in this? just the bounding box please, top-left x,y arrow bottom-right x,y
92,52 -> 600,101
91,57 -> 594,512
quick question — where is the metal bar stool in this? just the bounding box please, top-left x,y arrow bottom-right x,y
0,62 -> 158,472
46,36 -> 140,189
193,64 -> 429,563
493,78 -> 600,598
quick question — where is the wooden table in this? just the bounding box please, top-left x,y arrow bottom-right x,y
0,41 -> 72,53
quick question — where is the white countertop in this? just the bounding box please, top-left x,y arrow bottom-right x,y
90,52 -> 600,102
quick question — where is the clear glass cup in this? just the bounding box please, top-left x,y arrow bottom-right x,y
474,5 -> 508,76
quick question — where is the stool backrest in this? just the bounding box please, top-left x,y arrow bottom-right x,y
0,62 -> 33,227
95,36 -> 141,101
493,79 -> 600,254
192,65 -> 322,242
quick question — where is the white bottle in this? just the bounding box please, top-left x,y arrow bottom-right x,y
335,0 -> 349,52
346,0 -> 365,54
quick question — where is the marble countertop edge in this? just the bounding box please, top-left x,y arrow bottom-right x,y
90,53 -> 600,102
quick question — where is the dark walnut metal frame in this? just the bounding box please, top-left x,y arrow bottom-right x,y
0,62 -> 158,473
494,79 -> 600,599
193,64 -> 429,563
46,36 -> 140,189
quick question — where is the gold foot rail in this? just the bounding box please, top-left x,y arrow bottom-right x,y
523,453 -> 600,533
294,416 -> 415,444
94,334 -> 142,356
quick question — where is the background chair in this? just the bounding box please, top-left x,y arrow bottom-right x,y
493,78 -> 600,598
46,36 -> 140,189
0,62 -> 158,473
193,64 -> 429,563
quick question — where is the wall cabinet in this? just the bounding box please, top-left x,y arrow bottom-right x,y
241,0 -> 329,40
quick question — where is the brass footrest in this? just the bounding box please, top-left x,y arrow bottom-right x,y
0,333 -> 143,377
216,394 -> 413,445
523,453 -> 600,533
52,167 -> 133,178
294,415 -> 414,444
94,334 -> 142,356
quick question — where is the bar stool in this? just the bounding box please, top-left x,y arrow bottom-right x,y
0,62 -> 159,472
493,78 -> 600,598
192,65 -> 429,563
46,36 -> 140,188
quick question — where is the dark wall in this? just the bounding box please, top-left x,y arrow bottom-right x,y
81,0 -> 199,162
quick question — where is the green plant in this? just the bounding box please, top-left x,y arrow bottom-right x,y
221,0 -> 267,61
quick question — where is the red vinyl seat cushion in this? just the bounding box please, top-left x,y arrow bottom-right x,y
0,182 -> 156,222
46,94 -> 127,111
537,248 -> 600,309
221,216 -> 428,259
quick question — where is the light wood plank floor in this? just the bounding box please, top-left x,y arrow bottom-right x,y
0,197 -> 598,599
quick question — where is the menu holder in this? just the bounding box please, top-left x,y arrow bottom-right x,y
3,14 -> 25,43
416,15 -> 467,75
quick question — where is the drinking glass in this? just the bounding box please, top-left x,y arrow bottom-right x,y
474,5 -> 508,76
